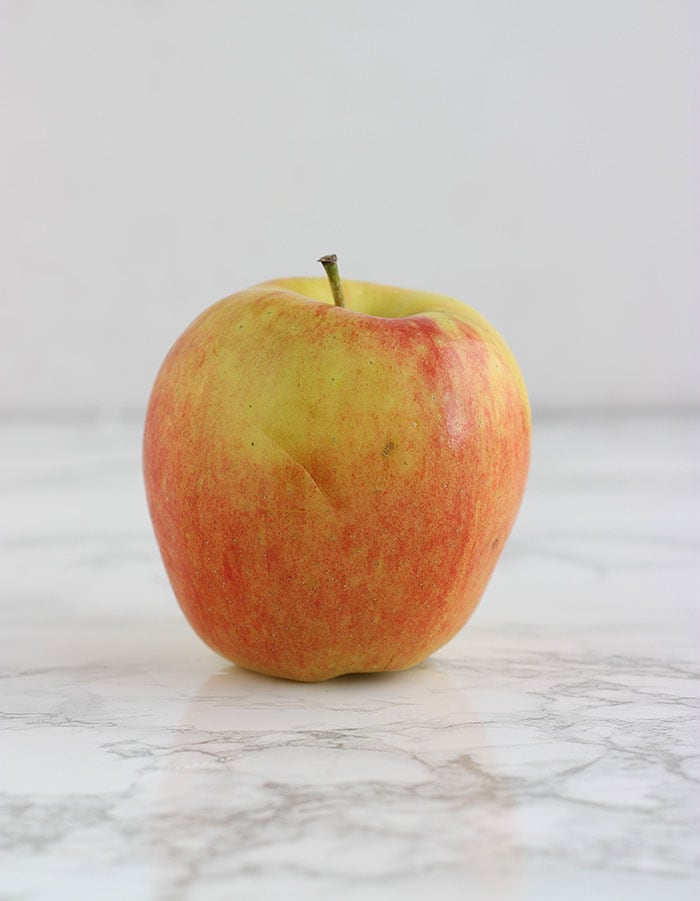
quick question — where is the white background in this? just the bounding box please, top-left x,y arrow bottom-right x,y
1,0 -> 697,413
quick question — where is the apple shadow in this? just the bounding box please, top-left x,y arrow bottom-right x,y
219,658 -> 434,687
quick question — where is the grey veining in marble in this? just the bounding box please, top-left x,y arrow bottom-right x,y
0,414 -> 698,900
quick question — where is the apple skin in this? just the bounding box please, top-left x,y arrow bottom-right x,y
143,276 -> 530,682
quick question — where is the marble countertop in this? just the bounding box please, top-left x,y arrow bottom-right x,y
1,413 -> 698,900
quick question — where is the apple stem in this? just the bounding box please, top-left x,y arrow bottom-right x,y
318,254 -> 346,308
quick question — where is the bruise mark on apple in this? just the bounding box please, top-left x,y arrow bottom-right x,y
382,441 -> 395,457
259,427 -> 334,510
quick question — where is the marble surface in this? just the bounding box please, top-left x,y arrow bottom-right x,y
1,413 -> 698,900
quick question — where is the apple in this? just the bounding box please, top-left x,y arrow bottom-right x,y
143,256 -> 530,681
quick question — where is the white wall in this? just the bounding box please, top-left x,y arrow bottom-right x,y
1,0 -> 698,412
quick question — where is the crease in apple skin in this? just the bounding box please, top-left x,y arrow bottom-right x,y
143,276 -> 530,682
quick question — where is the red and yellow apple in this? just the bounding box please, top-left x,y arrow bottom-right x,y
143,257 -> 530,681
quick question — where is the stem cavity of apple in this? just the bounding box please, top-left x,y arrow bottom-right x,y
318,254 -> 346,308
